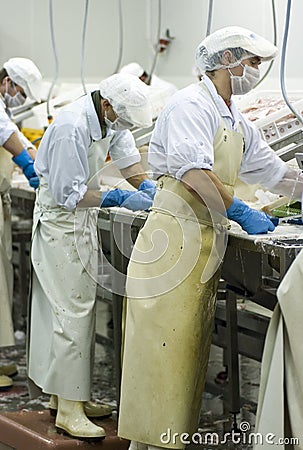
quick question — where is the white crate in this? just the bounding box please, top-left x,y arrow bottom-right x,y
235,90 -> 303,144
256,99 -> 303,144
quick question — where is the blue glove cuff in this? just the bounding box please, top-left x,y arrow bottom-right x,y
12,148 -> 33,169
138,179 -> 156,190
100,189 -> 122,208
100,188 -> 153,211
138,179 -> 156,199
226,197 -> 246,219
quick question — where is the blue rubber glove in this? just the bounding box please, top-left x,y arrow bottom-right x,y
12,149 -> 39,188
29,176 -> 39,189
226,197 -> 276,234
101,189 -> 153,211
286,217 -> 303,225
138,179 -> 156,199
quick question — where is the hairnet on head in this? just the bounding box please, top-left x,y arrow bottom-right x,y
4,57 -> 42,102
99,73 -> 153,128
195,26 -> 278,72
119,62 -> 145,78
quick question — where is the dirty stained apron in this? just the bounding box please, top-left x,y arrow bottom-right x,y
118,99 -> 244,448
28,136 -> 111,401
0,148 -> 15,347
255,249 -> 303,450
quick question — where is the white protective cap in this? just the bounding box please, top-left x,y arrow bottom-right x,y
119,62 -> 145,78
196,26 -> 278,72
4,57 -> 42,102
99,73 -> 153,128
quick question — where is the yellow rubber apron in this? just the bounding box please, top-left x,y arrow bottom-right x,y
118,96 -> 244,448
0,148 -> 15,347
28,136 -> 111,401
255,249 -> 303,449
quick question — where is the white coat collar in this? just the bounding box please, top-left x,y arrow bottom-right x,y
201,75 -> 241,127
0,93 -> 10,116
85,93 -> 102,141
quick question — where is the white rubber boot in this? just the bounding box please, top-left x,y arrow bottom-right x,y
49,394 -> 112,418
55,397 -> 106,439
128,441 -> 148,450
0,364 -> 18,377
0,375 -> 13,390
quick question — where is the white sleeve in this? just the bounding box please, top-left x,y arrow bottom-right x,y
270,167 -> 303,200
108,129 -> 141,169
0,104 -> 35,149
35,122 -> 89,210
17,129 -> 35,150
161,99 -> 218,180
0,107 -> 18,146
238,115 -> 288,189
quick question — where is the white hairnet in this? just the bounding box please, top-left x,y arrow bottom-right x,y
99,73 -> 152,128
4,57 -> 42,102
119,62 -> 145,78
196,26 -> 278,72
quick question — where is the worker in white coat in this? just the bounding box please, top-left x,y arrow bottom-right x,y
120,62 -> 178,120
120,62 -> 178,97
255,246 -> 303,447
118,27 -> 303,450
27,73 -> 156,440
0,57 -> 42,390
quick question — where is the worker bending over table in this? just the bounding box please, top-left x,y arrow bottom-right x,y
27,73 -> 156,440
0,57 -> 42,390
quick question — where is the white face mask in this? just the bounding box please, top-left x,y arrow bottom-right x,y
228,64 -> 260,95
4,80 -> 26,108
5,91 -> 26,108
104,112 -> 134,131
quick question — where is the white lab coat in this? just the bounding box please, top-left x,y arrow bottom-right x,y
28,93 -> 141,400
0,95 -> 34,348
255,249 -> 303,449
147,74 -> 178,118
148,76 -> 287,188
0,148 -> 14,347
150,74 -> 178,97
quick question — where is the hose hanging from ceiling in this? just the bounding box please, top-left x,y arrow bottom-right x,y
147,0 -> 162,85
206,0 -> 214,36
113,0 -> 124,73
46,0 -> 59,122
280,0 -> 303,125
80,0 -> 89,94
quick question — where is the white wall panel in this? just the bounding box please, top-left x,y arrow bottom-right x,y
0,0 -> 302,90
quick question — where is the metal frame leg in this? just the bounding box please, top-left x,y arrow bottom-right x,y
225,289 -> 240,429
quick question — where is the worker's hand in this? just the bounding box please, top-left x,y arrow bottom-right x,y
12,148 -> 39,189
29,176 -> 39,189
226,197 -> 276,234
138,179 -> 156,199
100,189 -> 153,211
